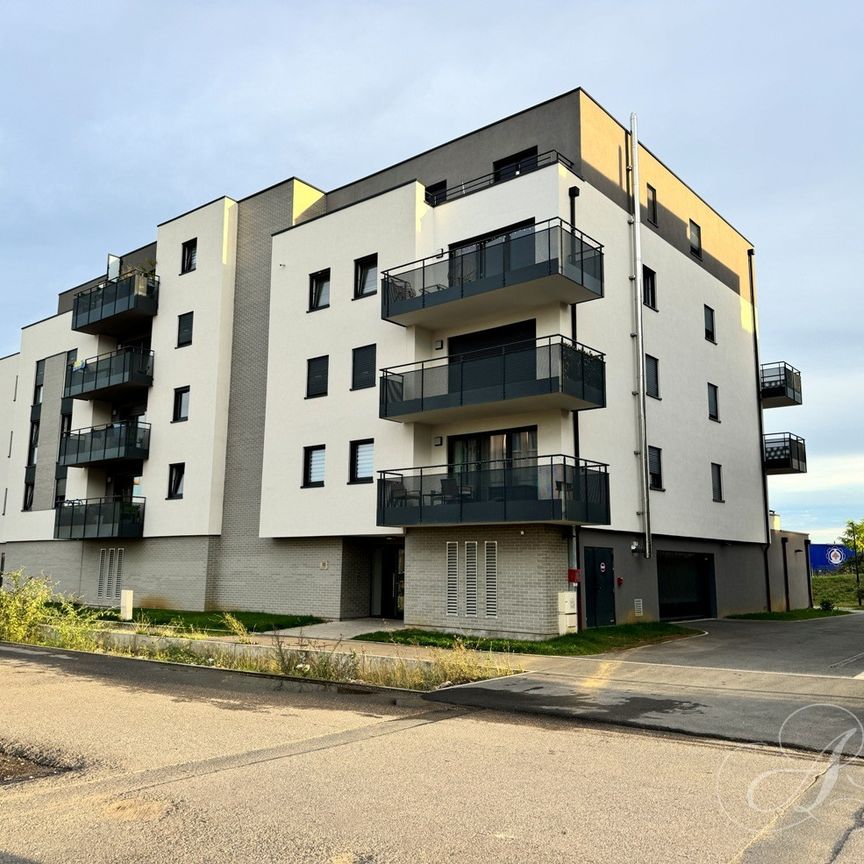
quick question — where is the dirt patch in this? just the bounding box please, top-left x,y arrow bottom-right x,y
0,753 -> 63,785
103,798 -> 176,822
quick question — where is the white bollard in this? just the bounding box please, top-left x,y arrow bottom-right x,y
120,588 -> 134,621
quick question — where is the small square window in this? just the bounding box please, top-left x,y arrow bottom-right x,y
689,220 -> 702,258
704,305 -> 716,342
349,439 -> 374,484
647,185 -> 658,225
306,356 -> 329,398
648,446 -> 663,491
181,239 -> 197,274
173,386 -> 190,422
708,383 -> 720,421
177,312 -> 194,347
303,445 -> 325,488
168,463 -> 185,499
643,266 -> 657,310
354,254 -> 378,299
309,269 -> 330,311
351,344 -> 376,391
711,463 -> 724,502
646,355 -> 660,399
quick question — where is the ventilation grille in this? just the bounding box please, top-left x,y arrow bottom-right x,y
97,547 -> 124,601
485,541 -> 498,618
114,548 -> 124,599
465,542 -> 477,617
634,598 -> 644,617
446,542 -> 458,615
97,549 -> 107,598
105,549 -> 116,599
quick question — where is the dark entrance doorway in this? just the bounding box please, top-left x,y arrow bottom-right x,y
378,545 -> 405,620
584,546 -> 616,627
657,551 -> 716,620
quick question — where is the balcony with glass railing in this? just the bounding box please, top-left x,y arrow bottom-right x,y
58,421 -> 150,468
377,455 -> 610,527
54,496 -> 146,540
763,433 -> 807,475
381,218 -> 604,328
380,335 -> 605,424
64,348 -> 154,400
72,272 -> 159,336
760,362 -> 803,408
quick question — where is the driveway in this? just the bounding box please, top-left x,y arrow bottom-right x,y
603,613 -> 864,677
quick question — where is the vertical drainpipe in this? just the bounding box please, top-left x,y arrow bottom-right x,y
804,538 -> 813,608
629,114 -> 652,559
781,536 -> 791,612
568,186 -> 583,628
748,249 -> 773,611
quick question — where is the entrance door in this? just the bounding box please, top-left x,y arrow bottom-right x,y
379,545 -> 405,620
657,551 -> 716,620
584,546 -> 616,627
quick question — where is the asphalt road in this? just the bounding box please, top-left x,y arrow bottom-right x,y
3,643 -> 864,863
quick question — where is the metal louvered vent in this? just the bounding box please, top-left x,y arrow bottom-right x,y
97,549 -> 107,598
105,549 -> 116,598
114,548 -> 125,599
484,541 -> 498,618
465,542 -> 478,616
446,542 -> 458,615
634,598 -> 644,616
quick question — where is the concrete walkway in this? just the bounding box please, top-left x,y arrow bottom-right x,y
272,616 -> 408,640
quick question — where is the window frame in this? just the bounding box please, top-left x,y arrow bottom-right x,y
647,184 -> 658,225
648,445 -> 664,491
353,254 -> 378,300
642,265 -> 657,310
172,386 -> 190,423
181,238 -> 198,274
305,355 -> 329,399
177,311 -> 194,348
689,220 -> 702,258
425,180 -> 447,206
308,268 -> 331,312
22,481 -> 34,512
645,355 -> 660,400
711,462 -> 724,502
167,462 -> 185,499
707,383 -> 720,421
704,305 -> 717,342
351,344 -> 376,391
302,445 -> 326,488
348,439 -> 374,485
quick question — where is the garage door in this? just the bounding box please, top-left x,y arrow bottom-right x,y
657,551 -> 716,620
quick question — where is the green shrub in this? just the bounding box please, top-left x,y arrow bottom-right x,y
819,598 -> 835,611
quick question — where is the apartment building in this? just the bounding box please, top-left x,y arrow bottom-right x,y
0,89 -> 808,638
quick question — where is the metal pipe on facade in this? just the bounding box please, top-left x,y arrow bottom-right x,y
629,113 -> 652,559
569,186 -> 581,459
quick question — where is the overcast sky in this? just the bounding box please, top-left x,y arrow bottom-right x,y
1,1 -> 860,542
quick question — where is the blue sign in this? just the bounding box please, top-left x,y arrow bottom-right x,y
810,543 -> 856,573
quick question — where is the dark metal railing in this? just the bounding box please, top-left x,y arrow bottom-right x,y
760,362 -> 802,405
64,348 -> 154,398
381,218 -> 604,320
377,454 -> 610,526
54,496 -> 146,540
763,433 -> 807,474
72,272 -> 159,331
379,335 -> 605,419
425,150 -> 576,206
58,421 -> 151,467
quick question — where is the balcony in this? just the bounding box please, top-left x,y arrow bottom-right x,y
763,433 -> 807,475
382,218 -> 604,328
54,496 -> 146,540
760,362 -> 803,408
72,272 -> 159,337
377,455 -> 610,527
64,348 -> 154,400
380,336 -> 605,424
58,421 -> 151,469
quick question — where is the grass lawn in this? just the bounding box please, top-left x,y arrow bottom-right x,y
812,573 -> 863,609
727,608 -> 851,621
354,621 -> 699,656
95,608 -> 323,633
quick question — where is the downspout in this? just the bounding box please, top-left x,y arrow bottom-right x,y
748,248 -> 773,611
781,536 -> 791,612
804,538 -> 813,608
569,186 -> 581,459
628,114 -> 651,559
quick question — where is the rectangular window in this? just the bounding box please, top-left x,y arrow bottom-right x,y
172,386 -> 190,422
689,220 -> 702,257
711,463 -> 724,502
23,481 -> 34,511
349,439 -> 374,484
646,355 -> 660,399
354,254 -> 378,299
643,266 -> 657,310
647,184 -> 658,225
181,238 -> 197,273
306,356 -> 329,398
493,146 -> 538,182
177,312 -> 194,347
54,476 -> 67,508
351,344 -> 376,391
33,359 -> 45,405
60,412 -> 72,438
648,446 -> 663,490
708,383 -> 720,421
425,180 -> 447,206
302,445 -> 325,488
167,463 -> 185,499
27,421 -> 39,466
309,269 -> 330,311
704,305 -> 716,342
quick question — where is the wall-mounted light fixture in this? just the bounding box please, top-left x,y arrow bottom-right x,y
433,436 -> 443,446
433,340 -> 444,350
630,540 -> 644,556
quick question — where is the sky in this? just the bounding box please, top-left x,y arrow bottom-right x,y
0,0 -> 861,543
